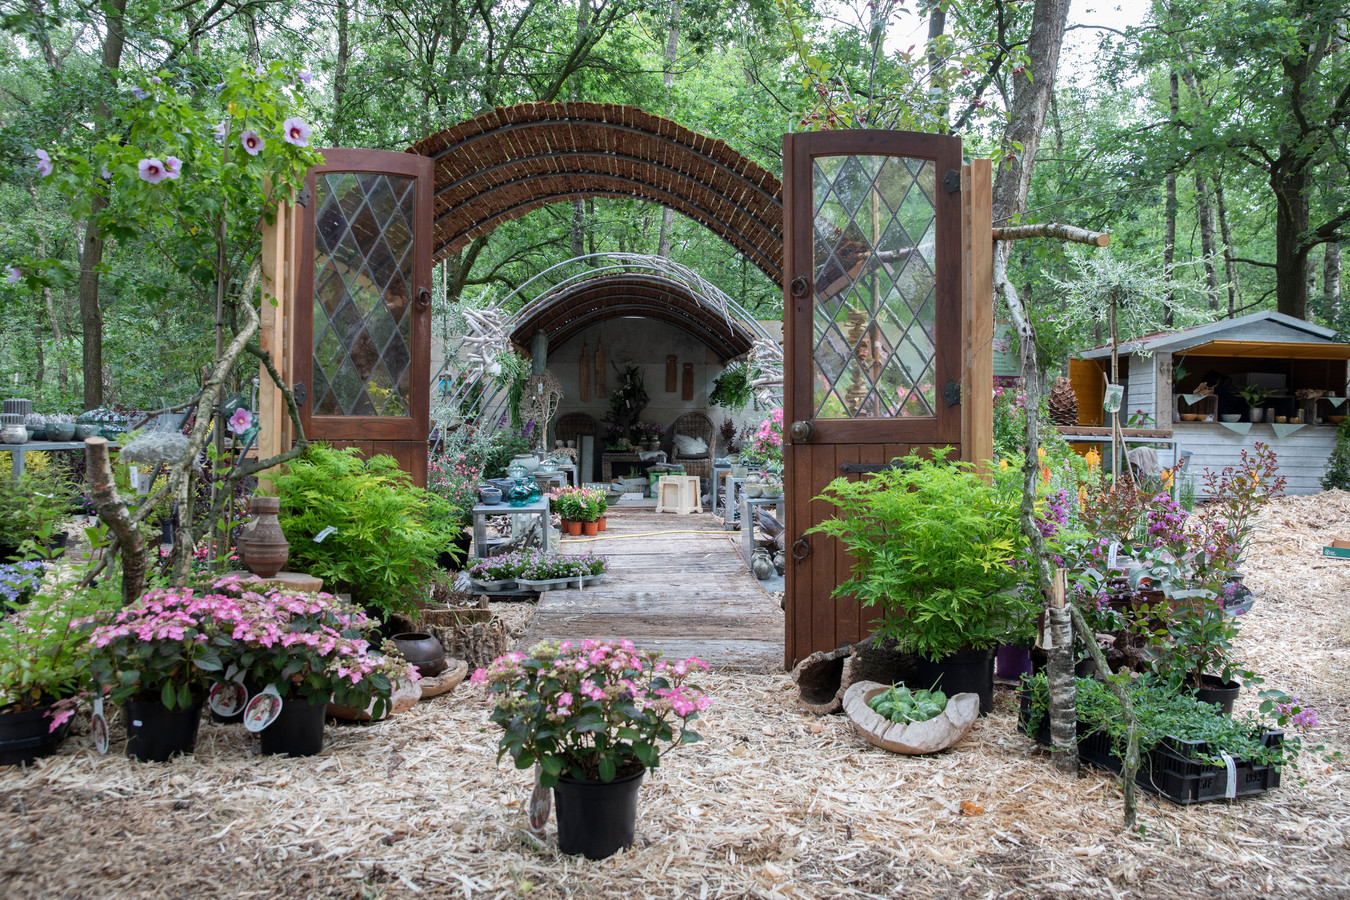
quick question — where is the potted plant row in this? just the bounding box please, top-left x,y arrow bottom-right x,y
1019,673 -> 1318,804
85,576 -> 416,760
472,639 -> 710,859
469,550 -> 609,592
552,486 -> 608,535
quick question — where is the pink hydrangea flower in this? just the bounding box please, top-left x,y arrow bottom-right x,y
281,117 -> 311,148
138,158 -> 168,184
240,130 -> 264,156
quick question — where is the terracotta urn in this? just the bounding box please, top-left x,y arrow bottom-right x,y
238,495 -> 290,578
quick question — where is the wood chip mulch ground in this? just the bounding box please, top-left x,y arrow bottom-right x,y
3,493 -> 1350,899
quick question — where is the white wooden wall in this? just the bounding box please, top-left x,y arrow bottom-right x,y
1174,423 -> 1337,497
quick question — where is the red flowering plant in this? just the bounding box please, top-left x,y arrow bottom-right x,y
206,577 -> 415,717
472,639 -> 710,786
427,449 -> 482,528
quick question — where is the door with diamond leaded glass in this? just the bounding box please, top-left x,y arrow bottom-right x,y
296,150 -> 433,486
781,130 -> 964,667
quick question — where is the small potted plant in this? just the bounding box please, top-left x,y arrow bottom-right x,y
209,577 -> 414,756
472,639 -> 711,859
513,550 -> 587,590
0,469 -> 79,561
1237,384 -> 1271,422
551,487 -> 586,535
807,450 -> 1034,714
86,586 -> 241,761
0,573 -> 116,764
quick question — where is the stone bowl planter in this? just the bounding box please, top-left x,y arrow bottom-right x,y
842,681 -> 980,755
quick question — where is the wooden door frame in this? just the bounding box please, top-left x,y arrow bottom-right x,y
780,131 -> 991,668
295,149 -> 434,443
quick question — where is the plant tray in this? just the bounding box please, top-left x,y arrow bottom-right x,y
515,576 -> 584,591
1020,692 -> 1283,804
469,578 -> 517,592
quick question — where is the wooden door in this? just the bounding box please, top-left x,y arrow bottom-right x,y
296,150 -> 434,486
782,130 -> 965,667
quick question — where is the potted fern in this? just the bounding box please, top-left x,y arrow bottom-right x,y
807,450 -> 1034,714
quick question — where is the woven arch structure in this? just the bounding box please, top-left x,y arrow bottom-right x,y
407,103 -> 784,284
508,272 -> 757,362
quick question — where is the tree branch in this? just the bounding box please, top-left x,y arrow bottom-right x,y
993,223 -> 1110,246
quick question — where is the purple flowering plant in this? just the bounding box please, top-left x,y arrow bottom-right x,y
471,639 -> 710,786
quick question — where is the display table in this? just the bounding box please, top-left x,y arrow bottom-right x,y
740,494 -> 786,564
601,450 -> 667,482
6,441 -> 90,483
470,495 -> 552,560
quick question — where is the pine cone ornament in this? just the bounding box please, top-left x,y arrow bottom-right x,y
1048,377 -> 1079,426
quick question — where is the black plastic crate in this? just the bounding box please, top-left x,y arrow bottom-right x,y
1019,689 -> 1284,804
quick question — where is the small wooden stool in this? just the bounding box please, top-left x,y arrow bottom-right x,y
655,475 -> 700,514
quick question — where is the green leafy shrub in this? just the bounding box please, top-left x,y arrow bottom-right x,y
1322,419 -> 1350,491
806,450 -> 1034,660
270,446 -> 456,617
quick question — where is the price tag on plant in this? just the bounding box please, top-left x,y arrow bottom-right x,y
92,696 -> 109,755
528,765 -> 550,834
313,526 -> 337,543
1107,541 -> 1120,569
243,684 -> 283,732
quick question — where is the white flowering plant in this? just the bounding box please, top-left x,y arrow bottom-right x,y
472,639 -> 711,786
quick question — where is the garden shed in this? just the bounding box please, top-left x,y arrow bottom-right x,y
1069,311 -> 1350,495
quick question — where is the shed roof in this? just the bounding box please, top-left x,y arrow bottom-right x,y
1077,311 -> 1344,360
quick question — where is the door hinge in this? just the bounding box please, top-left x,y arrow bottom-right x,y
295,187 -> 311,207
942,380 -> 962,407
839,461 -> 917,475
943,170 -> 961,193
293,382 -> 308,409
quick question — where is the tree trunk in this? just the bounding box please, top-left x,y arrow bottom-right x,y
1326,241 -> 1343,322
1214,176 -> 1240,315
78,0 -> 129,411
990,0 -> 1071,226
1162,71 -> 1179,326
656,1 -> 680,258
1196,174 -> 1219,309
927,0 -> 949,130
1272,157 -> 1311,320
334,0 -> 351,145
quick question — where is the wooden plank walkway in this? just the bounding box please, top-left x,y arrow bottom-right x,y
518,510 -> 785,672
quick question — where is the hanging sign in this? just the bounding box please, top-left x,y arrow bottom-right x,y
1102,384 -> 1124,414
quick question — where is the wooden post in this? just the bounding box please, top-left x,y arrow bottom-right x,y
961,160 -> 994,474
1046,567 -> 1078,775
257,200 -> 300,489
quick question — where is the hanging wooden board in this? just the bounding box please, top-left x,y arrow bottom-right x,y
580,342 -> 591,402
666,355 -> 678,392
682,363 -> 695,401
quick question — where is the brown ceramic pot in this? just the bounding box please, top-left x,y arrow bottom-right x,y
392,632 -> 447,678
238,495 -> 290,578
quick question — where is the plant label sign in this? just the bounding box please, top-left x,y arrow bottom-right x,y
1103,384 -> 1124,414
313,526 -> 338,543
243,685 -> 283,732
92,695 -> 108,755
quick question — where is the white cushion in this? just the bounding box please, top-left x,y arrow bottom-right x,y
673,434 -> 708,457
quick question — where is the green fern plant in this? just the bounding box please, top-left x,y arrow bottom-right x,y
806,450 -> 1034,660
269,446 -> 455,617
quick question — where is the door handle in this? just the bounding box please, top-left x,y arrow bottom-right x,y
790,420 -> 814,442
792,537 -> 811,561
416,287 -> 432,309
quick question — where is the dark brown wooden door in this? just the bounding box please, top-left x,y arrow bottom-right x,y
782,130 -> 964,667
296,150 -> 434,486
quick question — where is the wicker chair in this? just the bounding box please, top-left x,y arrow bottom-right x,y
553,412 -> 597,448
668,412 -> 716,483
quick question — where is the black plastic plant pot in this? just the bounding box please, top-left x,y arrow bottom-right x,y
124,697 -> 204,762
913,647 -> 996,715
1193,674 -> 1241,716
259,695 -> 327,757
0,702 -> 73,766
553,769 -> 645,860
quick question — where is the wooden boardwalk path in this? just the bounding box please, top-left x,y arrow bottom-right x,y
518,510 -> 785,672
